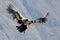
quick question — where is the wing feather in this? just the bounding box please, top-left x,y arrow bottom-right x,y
32,13 -> 49,23
7,5 -> 25,20
27,13 -> 49,25
33,17 -> 46,23
32,13 -> 49,24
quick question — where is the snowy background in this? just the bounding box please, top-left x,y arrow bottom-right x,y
0,0 -> 60,40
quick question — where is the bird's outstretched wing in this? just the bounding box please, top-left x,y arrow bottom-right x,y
32,13 -> 49,23
17,13 -> 49,25
25,13 -> 49,25
7,5 -> 26,24
7,5 -> 25,20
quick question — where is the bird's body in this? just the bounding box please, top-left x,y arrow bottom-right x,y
7,4 -> 48,33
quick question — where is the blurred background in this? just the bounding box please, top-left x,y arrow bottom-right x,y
0,0 -> 60,40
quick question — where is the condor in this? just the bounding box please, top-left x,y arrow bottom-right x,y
7,4 -> 49,33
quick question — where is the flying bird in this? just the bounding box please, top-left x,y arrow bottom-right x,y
7,5 -> 49,33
